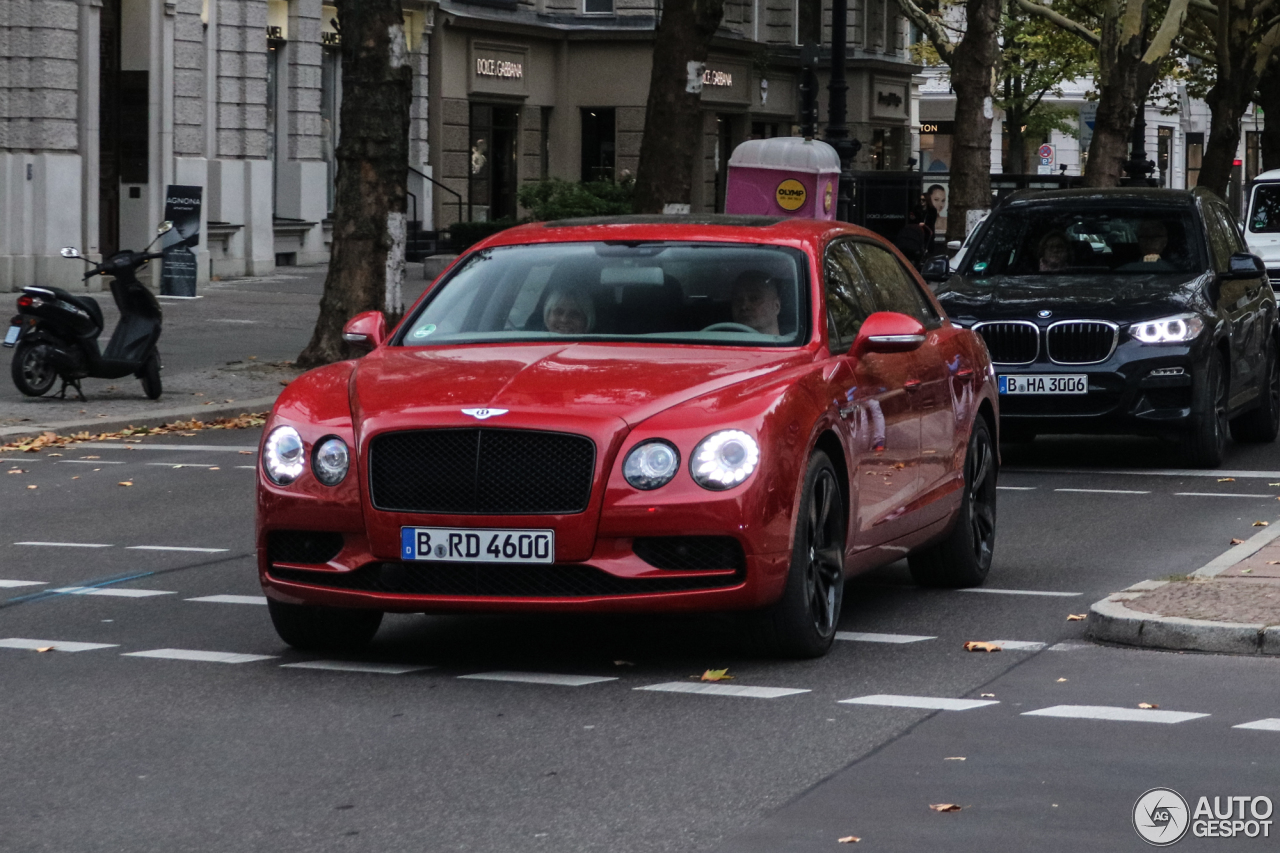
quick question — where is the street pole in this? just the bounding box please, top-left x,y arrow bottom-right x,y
1121,27 -> 1156,187
823,0 -> 860,222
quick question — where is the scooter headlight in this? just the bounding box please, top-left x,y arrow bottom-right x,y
263,426 -> 305,485
311,436 -> 350,486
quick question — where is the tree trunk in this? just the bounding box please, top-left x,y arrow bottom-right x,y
1198,83 -> 1247,200
1006,101 -> 1027,174
1259,63 -> 1280,171
946,0 -> 1002,242
1083,14 -> 1150,187
632,0 -> 727,213
297,0 -> 412,369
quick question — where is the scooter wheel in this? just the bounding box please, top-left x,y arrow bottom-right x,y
140,349 -> 162,400
11,340 -> 57,397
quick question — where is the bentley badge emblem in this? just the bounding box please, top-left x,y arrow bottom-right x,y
1037,309 -> 1053,319
461,408 -> 508,420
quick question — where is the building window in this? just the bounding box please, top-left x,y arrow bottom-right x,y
470,104 -> 521,222
540,107 -> 552,180
1186,132 -> 1204,188
584,0 -> 613,12
865,0 -> 886,50
1158,126 -> 1173,187
871,126 -> 903,170
581,108 -> 616,182
796,0 -> 821,45
321,46 -> 341,213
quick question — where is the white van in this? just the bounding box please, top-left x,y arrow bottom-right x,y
1245,168 -> 1280,282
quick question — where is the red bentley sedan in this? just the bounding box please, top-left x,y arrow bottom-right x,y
257,215 -> 999,657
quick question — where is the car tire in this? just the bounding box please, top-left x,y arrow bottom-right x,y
1230,338 -> 1280,443
908,416 -> 997,588
748,450 -> 845,659
1182,353 -> 1229,468
11,340 -> 57,397
267,598 -> 383,652
139,349 -> 162,400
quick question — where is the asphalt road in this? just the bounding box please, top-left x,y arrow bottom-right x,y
3,429 -> 1280,851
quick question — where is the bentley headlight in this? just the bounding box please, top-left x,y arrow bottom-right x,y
263,426 -> 305,485
1130,314 -> 1204,344
691,430 -> 759,490
312,436 -> 350,486
623,440 -> 680,490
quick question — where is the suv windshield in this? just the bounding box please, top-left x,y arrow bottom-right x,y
960,204 -> 1204,277
1250,185 -> 1280,233
397,242 -> 809,347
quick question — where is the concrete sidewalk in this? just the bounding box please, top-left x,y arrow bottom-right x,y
0,262 -> 433,441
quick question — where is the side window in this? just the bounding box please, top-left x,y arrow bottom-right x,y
824,242 -> 877,354
1203,206 -> 1235,271
1213,204 -> 1245,254
850,241 -> 939,326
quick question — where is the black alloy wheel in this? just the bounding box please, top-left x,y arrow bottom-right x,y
1230,337 -> 1280,443
909,417 -> 997,588
11,340 -> 56,397
749,451 -> 846,658
1183,353 -> 1229,467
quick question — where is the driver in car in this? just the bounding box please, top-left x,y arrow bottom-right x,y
1118,220 -> 1176,271
729,271 -> 782,335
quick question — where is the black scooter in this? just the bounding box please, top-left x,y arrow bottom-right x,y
4,221 -> 171,401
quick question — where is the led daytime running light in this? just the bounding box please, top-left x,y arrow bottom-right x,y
263,426 -> 305,485
1130,314 -> 1204,344
691,430 -> 760,491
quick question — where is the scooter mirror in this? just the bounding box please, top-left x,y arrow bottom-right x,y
60,247 -> 82,259
157,220 -> 174,235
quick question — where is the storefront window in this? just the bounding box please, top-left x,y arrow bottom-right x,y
321,46 -> 341,213
1158,126 -> 1172,186
584,0 -> 613,12
796,0 -> 821,45
871,126 -> 903,170
918,121 -> 952,172
1186,132 -> 1204,188
581,108 -> 616,182
470,104 -> 521,222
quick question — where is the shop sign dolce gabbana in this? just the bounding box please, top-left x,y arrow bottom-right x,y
698,59 -> 749,105
470,42 -> 529,96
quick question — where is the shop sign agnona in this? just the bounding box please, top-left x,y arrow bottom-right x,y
476,57 -> 524,79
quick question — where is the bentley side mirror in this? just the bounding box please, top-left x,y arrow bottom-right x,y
157,220 -> 174,235
60,247 -> 82,259
852,311 -> 928,356
921,255 -> 950,283
343,310 -> 387,351
1225,252 -> 1266,280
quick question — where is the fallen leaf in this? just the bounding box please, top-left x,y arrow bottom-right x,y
1056,678 -> 1068,682
699,668 -> 733,682
1231,538 -> 1245,545
944,756 -> 966,761
180,432 -> 197,437
248,355 -> 257,360
1267,561 -> 1280,565
1067,614 -> 1087,621
893,462 -> 906,469
1219,477 -> 1236,482
280,379 -> 290,387
1243,568 -> 1254,574
837,836 -> 861,843
1255,521 -> 1270,527
26,485 -> 36,490
118,481 -> 133,487
238,451 -> 253,455
47,453 -> 61,457
204,402 -> 213,405
1270,483 -> 1280,487
224,399 -> 234,403
963,641 -> 1002,652
6,469 -> 22,474
209,467 -> 220,471
171,465 -> 185,470
35,647 -> 53,653
81,456 -> 99,459
71,476 -> 79,480
929,804 -> 961,812
1138,703 -> 1159,709
980,693 -> 995,697
613,660 -> 635,666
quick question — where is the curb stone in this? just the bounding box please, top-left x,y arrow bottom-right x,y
1088,521 -> 1280,655
0,395 -> 279,444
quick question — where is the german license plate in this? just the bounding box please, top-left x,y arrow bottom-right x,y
999,374 -> 1088,394
400,526 -> 555,564
3,324 -> 18,347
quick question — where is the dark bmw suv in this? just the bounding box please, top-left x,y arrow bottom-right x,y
928,187 -> 1278,467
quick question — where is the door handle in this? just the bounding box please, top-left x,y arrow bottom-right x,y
903,379 -> 922,392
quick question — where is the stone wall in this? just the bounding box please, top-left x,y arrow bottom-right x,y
287,0 -> 322,161
438,97 -> 470,228
217,0 -> 269,159
0,0 -> 80,153
174,0 -> 206,158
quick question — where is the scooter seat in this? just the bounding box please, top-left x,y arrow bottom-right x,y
44,287 -> 104,330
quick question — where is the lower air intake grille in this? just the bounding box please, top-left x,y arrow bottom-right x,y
975,322 -> 1039,364
267,530 -> 344,564
269,562 -> 742,597
632,537 -> 746,571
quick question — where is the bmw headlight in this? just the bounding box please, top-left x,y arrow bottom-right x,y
263,426 -> 305,485
312,436 -> 350,486
1130,314 -> 1204,344
691,430 -> 760,490
623,440 -> 680,490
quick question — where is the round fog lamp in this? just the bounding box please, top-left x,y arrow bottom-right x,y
263,426 -> 305,485
691,430 -> 760,490
312,436 -> 350,486
623,440 -> 680,490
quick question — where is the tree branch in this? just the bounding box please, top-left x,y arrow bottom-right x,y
898,0 -> 957,63
1174,36 -> 1216,63
1143,0 -> 1190,66
1013,0 -> 1100,47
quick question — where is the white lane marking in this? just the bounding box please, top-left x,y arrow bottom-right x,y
123,648 -> 276,664
235,465 -> 256,469
51,587 -> 174,598
1048,641 -> 1092,651
836,631 -> 936,644
1233,718 -> 1280,732
637,682 -> 810,699
0,579 -> 46,588
57,459 -> 124,465
1175,492 -> 1277,499
956,588 -> 1083,597
1054,488 -> 1151,495
82,443 -> 257,453
15,541 -> 112,548
0,638 -> 118,652
839,694 -> 998,711
986,640 -> 1047,651
1023,705 -> 1209,724
185,595 -> 267,605
146,462 -> 220,468
459,671 -> 618,687
282,661 -> 433,675
126,545 -> 230,553
997,486 -> 1037,491
1014,467 -> 1280,479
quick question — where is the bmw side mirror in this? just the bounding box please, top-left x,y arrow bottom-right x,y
853,311 -> 928,356
60,247 -> 82,259
1225,252 -> 1266,280
343,310 -> 386,351
921,255 -> 950,283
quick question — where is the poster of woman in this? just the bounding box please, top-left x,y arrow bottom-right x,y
925,181 -> 948,237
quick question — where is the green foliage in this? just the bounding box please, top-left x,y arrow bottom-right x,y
516,178 -> 635,222
1025,103 -> 1081,139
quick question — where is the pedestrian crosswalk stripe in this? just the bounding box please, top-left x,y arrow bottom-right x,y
836,631 -> 936,644
957,588 -> 1083,597
637,682 -> 810,699
986,640 -> 1046,651
282,660 -> 432,675
0,579 -> 46,588
1054,488 -> 1151,495
1022,705 -> 1208,724
838,694 -> 998,711
15,541 -> 112,548
185,595 -> 267,605
1233,718 -> 1280,731
127,545 -> 230,553
459,671 -> 618,687
0,638 -> 118,652
123,648 -> 277,664
51,587 -> 174,598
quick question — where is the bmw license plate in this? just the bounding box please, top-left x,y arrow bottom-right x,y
401,526 -> 555,564
3,324 -> 18,347
999,374 -> 1088,394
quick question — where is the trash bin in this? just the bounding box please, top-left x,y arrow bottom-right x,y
725,137 -> 841,220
